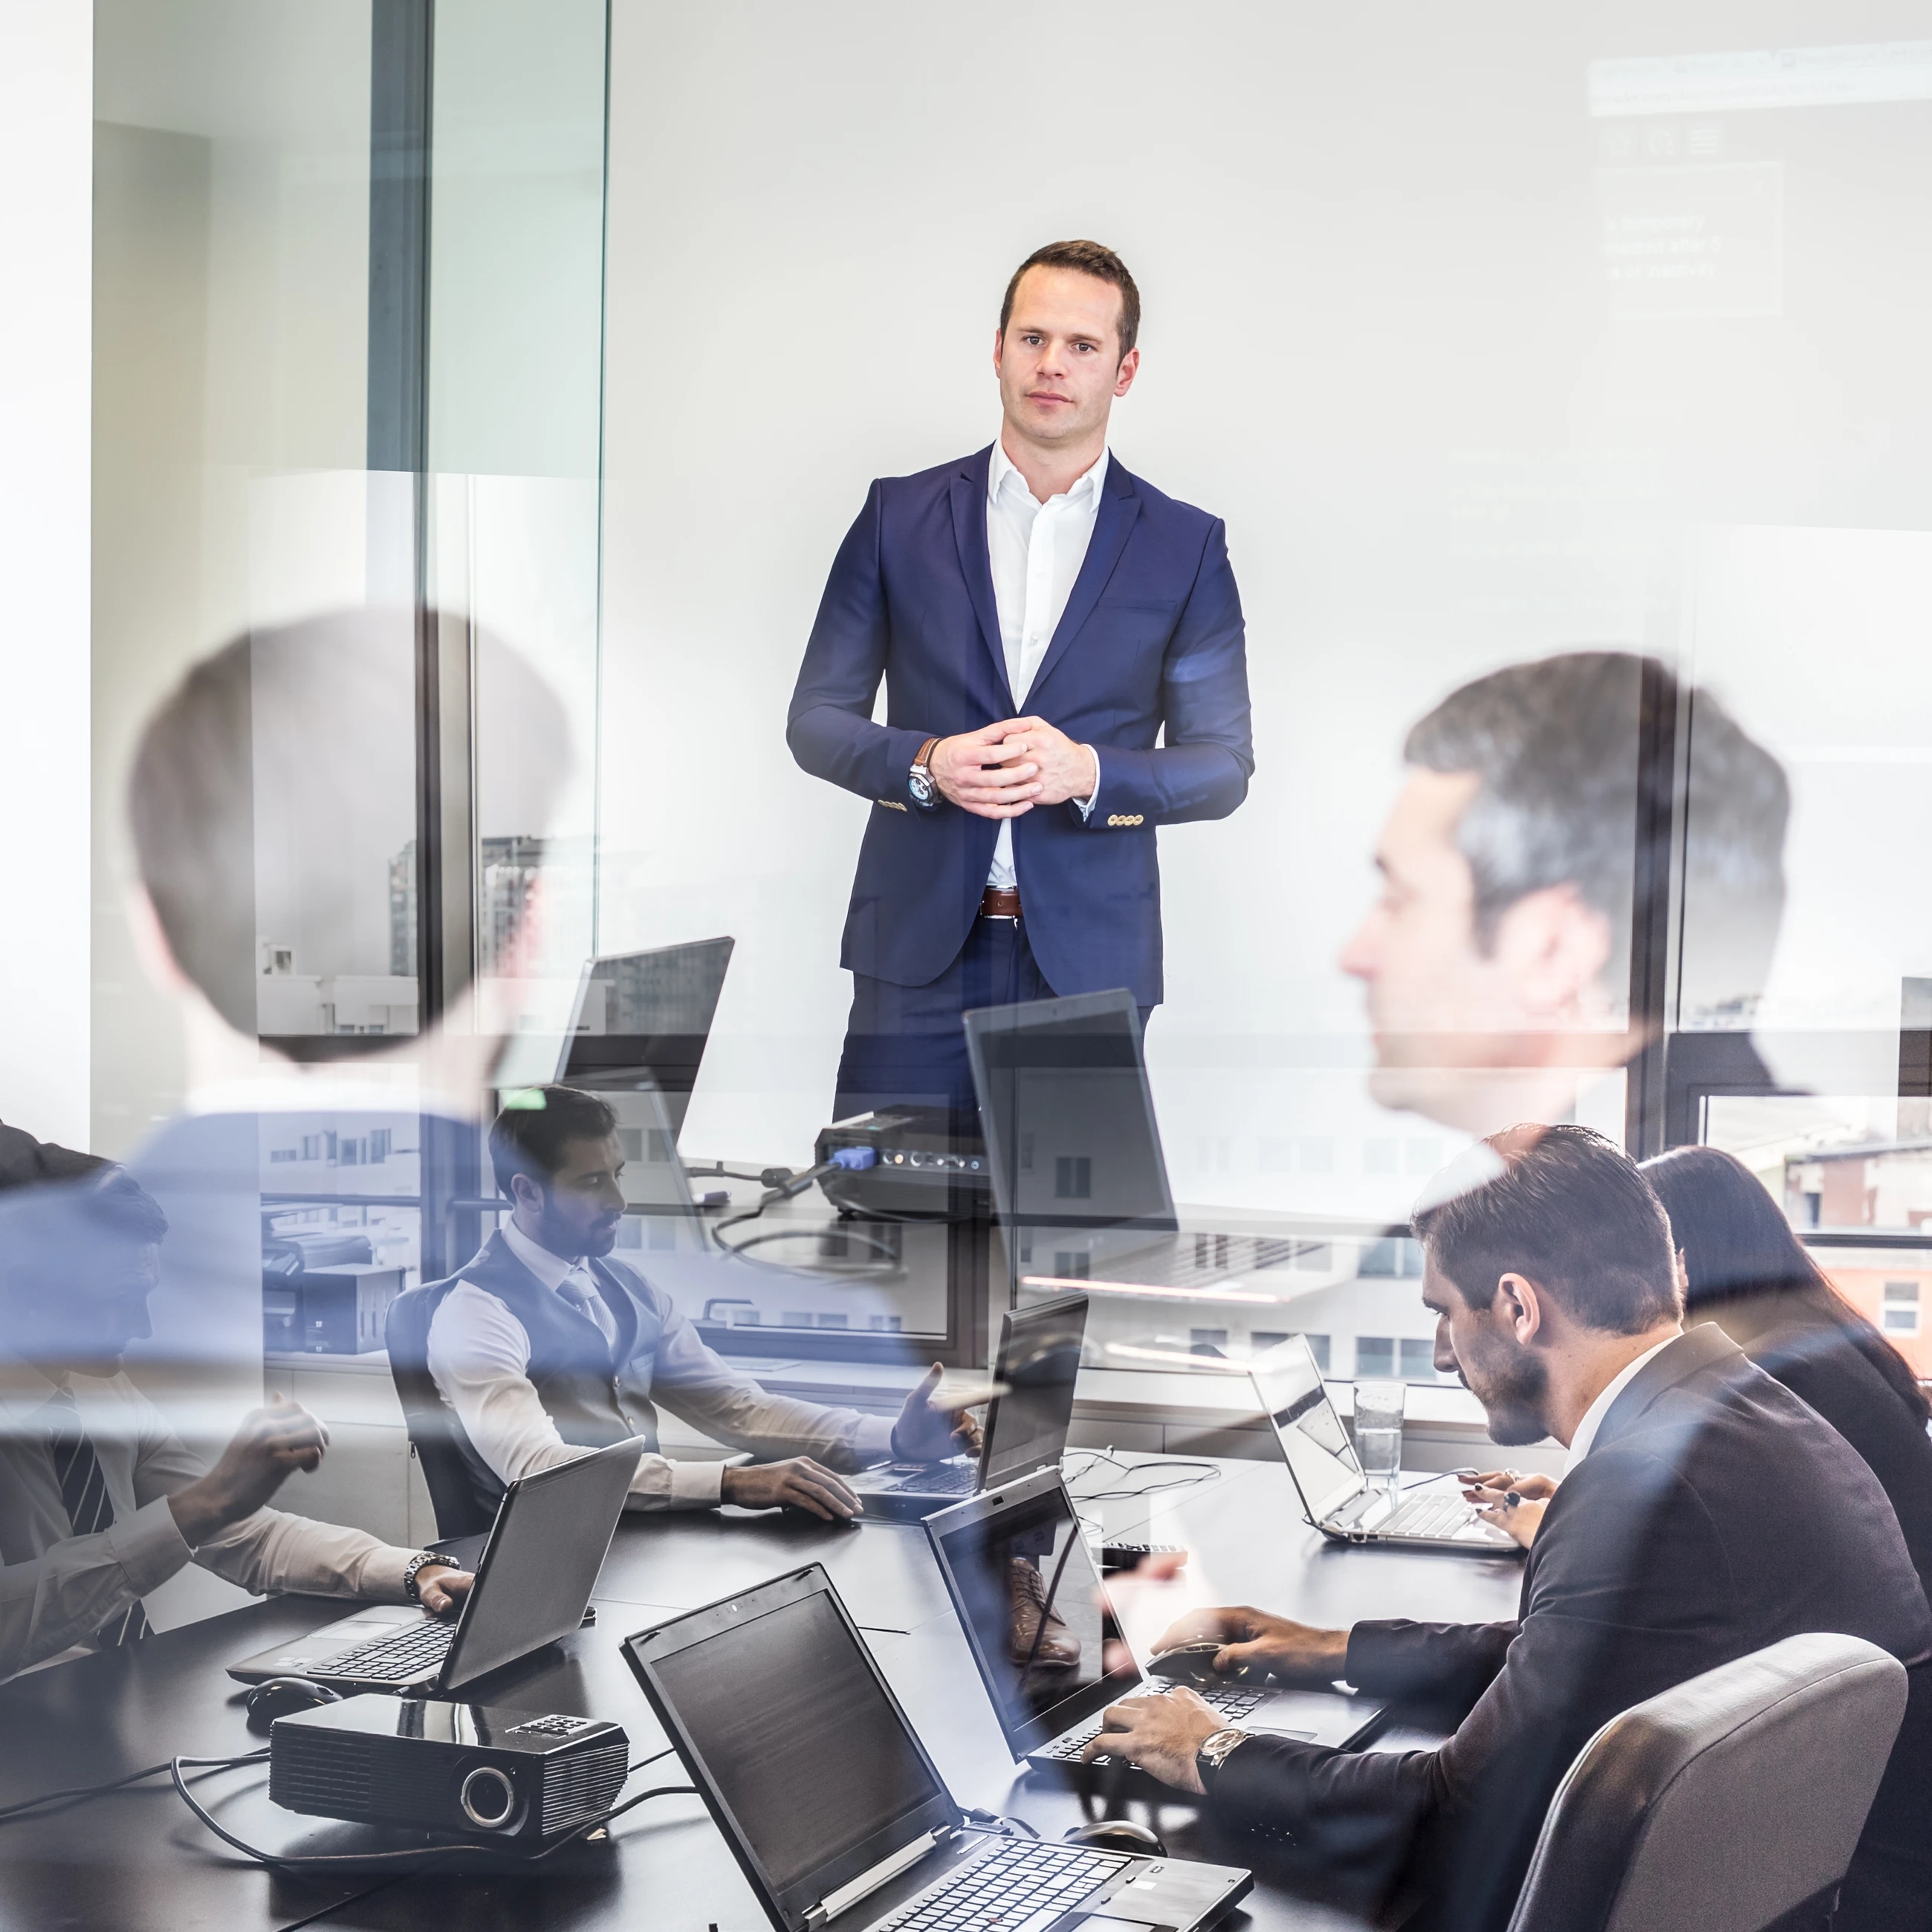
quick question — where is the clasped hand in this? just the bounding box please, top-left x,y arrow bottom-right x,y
930,718 -> 1097,820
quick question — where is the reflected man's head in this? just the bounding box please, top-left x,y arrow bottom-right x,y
1413,1125 -> 1682,1446
996,239 -> 1141,454
490,1085 -> 626,1262
1340,651 -> 1788,1131
0,1171 -> 169,1378
125,609 -> 572,1053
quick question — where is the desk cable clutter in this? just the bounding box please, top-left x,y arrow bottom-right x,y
0,1700 -> 696,1871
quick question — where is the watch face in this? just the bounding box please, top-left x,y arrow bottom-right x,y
909,770 -> 935,805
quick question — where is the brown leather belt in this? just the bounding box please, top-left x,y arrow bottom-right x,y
979,887 -> 1022,921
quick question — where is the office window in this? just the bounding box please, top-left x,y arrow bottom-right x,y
1051,1252 -> 1091,1280
1355,1337 -> 1395,1378
1884,1282 -> 1921,1336
1399,1339 -> 1437,1378
1054,1155 -> 1092,1200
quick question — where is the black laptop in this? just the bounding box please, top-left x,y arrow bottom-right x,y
848,1290 -> 1088,1521
227,1436 -> 641,1693
924,1465 -> 1384,1783
623,1563 -> 1252,1932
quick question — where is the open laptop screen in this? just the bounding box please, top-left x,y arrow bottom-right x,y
1251,1338 -> 1365,1525
981,1291 -> 1088,1488
926,1471 -> 1140,1757
646,1586 -> 944,1901
965,991 -> 1177,1234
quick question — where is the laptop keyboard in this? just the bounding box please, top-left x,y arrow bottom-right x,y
877,1462 -> 979,1497
320,1617 -> 454,1683
873,1838 -> 1129,1932
1382,1494 -> 1507,1542
1037,1683 -> 1279,1763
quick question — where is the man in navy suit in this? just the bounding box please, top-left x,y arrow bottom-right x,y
788,239 -> 1255,1124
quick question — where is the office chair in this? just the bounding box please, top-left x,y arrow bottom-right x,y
383,1283 -> 501,1539
1506,1632 -> 1907,1932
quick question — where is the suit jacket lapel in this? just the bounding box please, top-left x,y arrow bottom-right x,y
949,447 -> 1012,707
1589,1323 -> 1744,1453
1024,459 -> 1141,709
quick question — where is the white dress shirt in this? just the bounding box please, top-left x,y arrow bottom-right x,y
425,1223 -> 896,1509
0,1356 -> 421,1681
984,438 -> 1106,891
1566,1332 -> 1682,1464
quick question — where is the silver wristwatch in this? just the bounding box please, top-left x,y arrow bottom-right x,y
908,736 -> 941,810
1196,1727 -> 1251,1782
401,1549 -> 455,1605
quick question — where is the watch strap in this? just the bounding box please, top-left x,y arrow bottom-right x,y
402,1549 -> 458,1604
1196,1726 -> 1251,1789
912,736 -> 939,774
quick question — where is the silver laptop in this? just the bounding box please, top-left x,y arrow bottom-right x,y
1251,1338 -> 1519,1555
925,1466 -> 1383,1780
964,988 -> 1321,1293
622,1563 -> 1253,1932
848,1290 -> 1088,1521
227,1436 -> 643,1692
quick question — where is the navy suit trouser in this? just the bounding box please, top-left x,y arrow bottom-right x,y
834,915 -> 1054,1130
833,917 -> 1156,1130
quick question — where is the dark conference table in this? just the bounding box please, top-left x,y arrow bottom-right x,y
0,1454 -> 1523,1932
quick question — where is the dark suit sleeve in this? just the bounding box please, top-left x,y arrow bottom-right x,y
1209,1452 -> 1728,1896
786,482 -> 931,804
1083,518 -> 1254,826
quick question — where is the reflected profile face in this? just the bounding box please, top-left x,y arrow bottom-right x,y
521,1132 -> 627,1260
1420,1258 -> 1550,1448
1339,767 -> 1612,1127
5,1240 -> 161,1378
995,267 -> 1138,455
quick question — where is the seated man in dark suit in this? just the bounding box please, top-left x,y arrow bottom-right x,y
418,1084 -> 977,1524
1088,1124 -> 1932,1931
0,1169 -> 473,1681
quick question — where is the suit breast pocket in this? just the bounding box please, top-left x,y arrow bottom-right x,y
1095,598 -> 1180,651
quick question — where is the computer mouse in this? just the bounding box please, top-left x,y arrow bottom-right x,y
1064,1820 -> 1167,1857
1146,1640 -> 1235,1683
244,1676 -> 343,1734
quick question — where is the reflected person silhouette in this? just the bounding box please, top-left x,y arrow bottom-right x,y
1340,652 -> 1789,1138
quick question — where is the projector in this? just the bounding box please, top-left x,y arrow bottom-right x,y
269,1694 -> 629,1843
815,1106 -> 991,1220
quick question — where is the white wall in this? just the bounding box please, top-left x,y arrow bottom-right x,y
0,0 -> 92,1148
599,1 -> 1932,1217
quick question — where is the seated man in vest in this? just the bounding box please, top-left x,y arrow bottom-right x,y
1083,1126 -> 1932,1931
0,1168 -> 473,1680
422,1085 -> 976,1519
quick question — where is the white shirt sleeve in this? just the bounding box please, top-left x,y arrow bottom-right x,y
641,1285 -> 896,1473
424,1281 -> 726,1511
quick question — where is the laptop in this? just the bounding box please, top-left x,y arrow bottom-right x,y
227,1436 -> 644,1692
925,1466 -> 1384,1783
562,936 -> 736,1141
622,1563 -> 1253,1932
848,1289 -> 1088,1522
1251,1337 -> 1519,1555
493,936 -> 734,1140
964,988 -> 1317,1293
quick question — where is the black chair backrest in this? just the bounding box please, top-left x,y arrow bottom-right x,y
1506,1632 -> 1907,1932
384,1282 -> 502,1540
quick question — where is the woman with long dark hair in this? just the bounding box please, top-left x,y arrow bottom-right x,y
1641,1144 -> 1932,1597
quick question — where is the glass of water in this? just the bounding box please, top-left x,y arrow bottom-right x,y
1353,1380 -> 1406,1482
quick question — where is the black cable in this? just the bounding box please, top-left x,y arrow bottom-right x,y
1063,1451 -> 1222,1503
713,1225 -> 903,1266
0,1749 -> 267,1826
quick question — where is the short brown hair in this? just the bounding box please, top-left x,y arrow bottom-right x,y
1413,1124 -> 1682,1336
999,240 -> 1140,359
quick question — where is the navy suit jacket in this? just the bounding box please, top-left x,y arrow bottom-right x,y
787,446 -> 1254,1005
